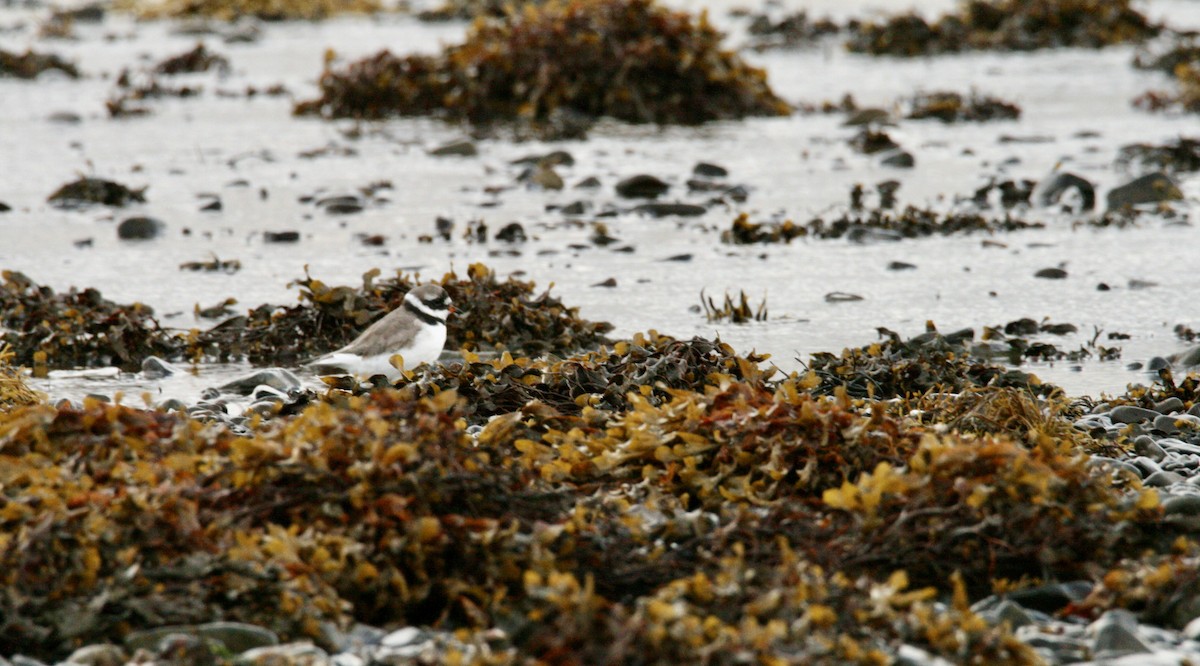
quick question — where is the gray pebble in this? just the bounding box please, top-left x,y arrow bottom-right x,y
220,368 -> 301,396
1164,495 -> 1200,517
141,355 -> 179,379
236,642 -> 327,666
1162,439 -> 1200,456
117,216 -> 165,240
63,644 -> 127,666
1111,405 -> 1160,424
1156,397 -> 1186,414
1133,456 -> 1164,477
1134,435 -> 1168,462
1144,470 -> 1186,487
1089,609 -> 1152,658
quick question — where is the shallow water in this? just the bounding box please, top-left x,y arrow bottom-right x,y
2,0 -> 1199,403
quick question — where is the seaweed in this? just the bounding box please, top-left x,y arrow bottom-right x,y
845,0 -> 1159,56
0,270 -> 183,372
47,178 -> 146,209
905,90 -> 1021,123
295,0 -> 791,136
121,0 -> 381,21
0,49 -> 80,79
191,263 -> 613,365
723,207 -> 1044,245
0,345 -> 43,409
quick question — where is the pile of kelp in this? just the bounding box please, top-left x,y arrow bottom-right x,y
721,208 -> 1043,244
118,0 -> 380,20
0,270 -> 183,373
294,0 -> 791,134
0,264 -> 611,370
0,329 -> 1181,663
191,263 -> 613,365
845,0 -> 1159,56
0,346 -> 41,410
1133,34 -> 1200,114
0,49 -> 80,79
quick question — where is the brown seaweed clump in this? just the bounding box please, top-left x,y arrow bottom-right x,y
0,49 -> 80,79
817,434 -> 1161,595
47,177 -> 147,209
722,207 -> 1043,244
1117,137 -> 1200,174
1134,64 -> 1200,114
154,43 -> 230,75
845,0 -> 1160,56
0,270 -> 183,372
294,0 -> 791,134
193,263 -> 613,365
120,0 -> 380,20
0,346 -> 42,409
905,90 -> 1021,122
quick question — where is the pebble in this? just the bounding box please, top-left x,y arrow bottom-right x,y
117,216 -> 165,240
1110,405 -> 1160,424
237,642 -> 328,666
1106,172 -> 1183,209
428,139 -> 477,157
879,149 -> 915,168
1090,609 -> 1153,658
141,355 -> 179,379
1034,267 -> 1068,279
1144,470 -> 1186,487
264,230 -> 301,243
631,202 -> 706,217
692,161 -> 728,177
127,622 -> 278,654
219,368 -> 302,395
63,644 -> 127,666
615,174 -> 669,198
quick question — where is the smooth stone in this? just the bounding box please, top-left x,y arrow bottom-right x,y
880,149 -> 915,168
63,644 -> 127,666
1164,495 -> 1200,516
428,140 -> 477,157
692,162 -> 728,178
1034,267 -> 1068,279
1155,397 -> 1186,414
1133,435 -> 1167,462
1148,356 -> 1171,371
1006,581 -> 1092,613
1089,609 -> 1152,657
1176,345 -> 1200,368
1160,438 -> 1200,456
117,216 -> 165,240
141,356 -> 179,379
1184,614 -> 1200,640
631,202 -> 707,217
1110,405 -> 1160,424
263,230 -> 300,243
219,368 -> 301,395
1132,456 -> 1163,477
1154,414 -> 1181,434
1106,172 -> 1183,209
331,655 -> 362,666
615,174 -> 670,199
1143,470 -> 1186,487
1190,403 -> 1200,418
236,643 -> 327,666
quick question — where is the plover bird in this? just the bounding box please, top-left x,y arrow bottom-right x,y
306,284 -> 453,382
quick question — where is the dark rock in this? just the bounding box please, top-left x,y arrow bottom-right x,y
1164,495 -> 1200,517
263,231 -> 300,243
662,253 -> 692,262
200,197 -> 223,212
616,174 -> 670,198
879,149 -> 915,168
632,202 -> 706,217
495,222 -> 527,242
1034,267 -> 1067,279
560,200 -> 589,215
592,277 -> 617,288
887,261 -> 917,271
1143,470 -> 1186,487
316,195 -> 364,215
1034,171 -> 1095,211
141,356 -> 179,379
1005,581 -> 1092,614
47,111 -> 83,124
0,201 -> 12,213
692,162 -> 728,178
1109,405 -> 1159,424
1106,172 -> 1183,209
511,150 -> 574,167
575,176 -> 601,189
429,139 -> 478,157
1132,435 -> 1167,462
1155,397 -> 1185,414
117,216 -> 165,240
825,291 -> 864,303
